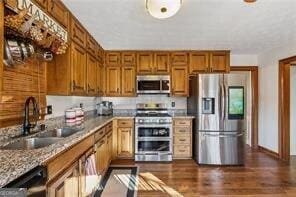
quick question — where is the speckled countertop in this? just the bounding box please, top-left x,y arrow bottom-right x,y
0,114 -> 193,187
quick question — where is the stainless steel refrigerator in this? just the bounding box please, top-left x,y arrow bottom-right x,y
188,74 -> 246,165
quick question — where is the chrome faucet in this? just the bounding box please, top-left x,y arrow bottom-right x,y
23,97 -> 39,135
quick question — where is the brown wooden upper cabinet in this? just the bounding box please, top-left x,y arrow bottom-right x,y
86,35 -> 97,57
171,66 -> 189,97
86,54 -> 97,96
137,52 -> 154,74
105,66 -> 121,96
71,42 -> 87,95
71,17 -> 86,47
210,51 -> 230,73
171,52 -> 188,66
122,52 -> 136,66
154,52 -> 170,74
97,45 -> 104,64
189,51 -> 230,74
121,66 -> 136,96
105,52 -> 121,66
48,0 -> 69,28
97,62 -> 105,96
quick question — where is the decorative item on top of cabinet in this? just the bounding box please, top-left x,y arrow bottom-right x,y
171,66 -> 189,96
117,119 -> 134,158
122,52 -> 136,66
71,42 -> 87,95
48,0 -> 69,28
71,16 -> 86,47
154,52 -> 170,74
171,52 -> 188,66
105,66 -> 121,96
137,52 -> 153,74
86,54 -> 97,96
105,51 -> 121,66
189,51 -> 209,74
173,119 -> 192,159
121,66 -> 136,96
210,51 -> 230,73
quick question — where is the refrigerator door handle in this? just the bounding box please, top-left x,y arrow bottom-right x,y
221,83 -> 226,120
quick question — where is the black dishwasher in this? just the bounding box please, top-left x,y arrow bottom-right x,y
4,166 -> 47,197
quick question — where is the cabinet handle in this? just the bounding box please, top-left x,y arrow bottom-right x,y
117,88 -> 119,93
179,150 -> 186,152
88,84 -> 95,92
179,130 -> 187,133
179,139 -> 186,142
73,80 -> 84,90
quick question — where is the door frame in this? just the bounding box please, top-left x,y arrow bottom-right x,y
278,56 -> 296,162
230,66 -> 259,149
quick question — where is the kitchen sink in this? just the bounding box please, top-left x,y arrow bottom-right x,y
37,127 -> 82,138
1,137 -> 63,150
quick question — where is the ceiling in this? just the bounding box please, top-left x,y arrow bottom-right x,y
62,0 -> 296,54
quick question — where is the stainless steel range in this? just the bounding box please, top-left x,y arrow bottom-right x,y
135,103 -> 173,162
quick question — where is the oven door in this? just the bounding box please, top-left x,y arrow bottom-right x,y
136,125 -> 171,138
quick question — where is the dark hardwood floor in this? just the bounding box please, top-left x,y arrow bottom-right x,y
111,149 -> 296,196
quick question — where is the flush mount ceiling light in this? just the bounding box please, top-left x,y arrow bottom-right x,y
244,0 -> 257,3
146,0 -> 182,19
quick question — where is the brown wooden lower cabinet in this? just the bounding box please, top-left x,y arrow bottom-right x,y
117,119 -> 134,158
173,118 -> 192,159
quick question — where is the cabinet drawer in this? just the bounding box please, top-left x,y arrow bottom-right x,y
71,18 -> 86,47
94,127 -> 105,141
106,122 -> 113,133
118,119 -> 133,128
174,119 -> 191,127
174,145 -> 191,156
174,127 -> 191,135
174,136 -> 191,144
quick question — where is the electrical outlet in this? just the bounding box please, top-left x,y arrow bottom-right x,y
47,105 -> 52,115
171,102 -> 175,108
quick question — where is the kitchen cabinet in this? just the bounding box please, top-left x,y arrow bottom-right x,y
86,35 -> 97,57
137,52 -> 154,74
97,45 -> 104,64
105,66 -> 121,96
154,52 -> 170,74
86,54 -> 97,96
171,66 -> 189,96
48,0 -> 69,28
117,119 -> 134,158
106,52 -> 121,66
97,62 -> 105,96
71,17 -> 86,47
173,119 -> 192,159
121,66 -> 136,96
210,51 -> 230,73
47,162 -> 80,197
95,136 -> 107,175
106,131 -> 113,164
171,52 -> 188,66
71,42 -> 87,95
189,51 -> 209,73
122,52 -> 136,66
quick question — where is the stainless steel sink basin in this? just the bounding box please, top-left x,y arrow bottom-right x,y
37,127 -> 81,138
1,137 -> 62,150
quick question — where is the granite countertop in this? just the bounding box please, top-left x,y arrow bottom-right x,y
0,113 -> 193,187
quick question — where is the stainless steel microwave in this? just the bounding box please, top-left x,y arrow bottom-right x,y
137,75 -> 170,94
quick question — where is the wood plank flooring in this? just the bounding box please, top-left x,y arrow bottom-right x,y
111,149 -> 296,196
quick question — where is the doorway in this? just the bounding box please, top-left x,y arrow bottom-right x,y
278,56 -> 296,162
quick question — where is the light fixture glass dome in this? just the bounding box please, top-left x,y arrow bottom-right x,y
146,0 -> 182,19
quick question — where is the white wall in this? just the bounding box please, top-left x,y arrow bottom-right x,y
291,66 -> 296,155
258,42 -> 296,153
230,54 -> 258,66
46,96 -> 100,118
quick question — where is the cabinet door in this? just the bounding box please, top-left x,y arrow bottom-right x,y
71,18 -> 86,47
171,52 -> 188,66
189,52 -> 209,74
210,51 -> 230,73
122,52 -> 136,66
154,52 -> 170,74
97,45 -> 104,64
117,128 -> 133,158
97,62 -> 105,96
105,52 -> 121,66
106,67 -> 121,96
171,66 -> 189,96
106,132 -> 113,164
87,54 -> 97,96
47,162 -> 80,197
121,66 -> 136,96
48,0 -> 69,28
95,138 -> 107,175
137,52 -> 153,74
71,43 -> 87,95
86,35 -> 97,57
